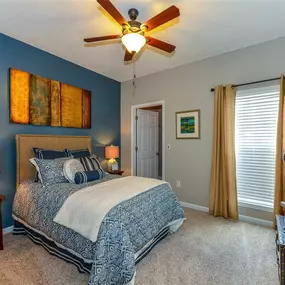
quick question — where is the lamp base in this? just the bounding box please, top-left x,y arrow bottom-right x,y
108,158 -> 118,172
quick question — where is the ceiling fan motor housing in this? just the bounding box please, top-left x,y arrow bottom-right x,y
128,21 -> 142,30
128,8 -> 139,21
124,8 -> 145,34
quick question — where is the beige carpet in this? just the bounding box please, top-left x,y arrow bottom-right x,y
0,208 -> 279,285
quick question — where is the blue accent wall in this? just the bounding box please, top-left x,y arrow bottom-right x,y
0,33 -> 121,228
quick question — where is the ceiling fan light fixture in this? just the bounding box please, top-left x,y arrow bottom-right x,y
122,33 -> 146,54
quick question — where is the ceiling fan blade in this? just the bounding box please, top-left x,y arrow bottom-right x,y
97,0 -> 128,26
84,35 -> 121,43
124,50 -> 134,62
143,5 -> 180,32
146,37 -> 176,53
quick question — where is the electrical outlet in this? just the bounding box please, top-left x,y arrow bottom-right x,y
176,180 -> 181,187
167,143 -> 171,150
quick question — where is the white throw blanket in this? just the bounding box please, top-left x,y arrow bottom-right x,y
54,176 -> 168,242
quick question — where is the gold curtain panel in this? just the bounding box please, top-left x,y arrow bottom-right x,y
209,85 -> 239,221
10,68 -> 91,129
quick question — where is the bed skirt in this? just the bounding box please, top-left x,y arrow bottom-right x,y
13,220 -> 170,274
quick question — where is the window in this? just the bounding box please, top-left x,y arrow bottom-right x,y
235,84 -> 279,210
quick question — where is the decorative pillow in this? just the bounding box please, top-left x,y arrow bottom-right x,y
34,171 -> 40,183
79,155 -> 104,172
65,148 -> 91,159
30,157 -> 71,187
63,159 -> 85,183
74,170 -> 106,184
33,148 -> 67,159
33,148 -> 67,182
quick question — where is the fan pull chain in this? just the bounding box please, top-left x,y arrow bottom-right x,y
132,58 -> 137,97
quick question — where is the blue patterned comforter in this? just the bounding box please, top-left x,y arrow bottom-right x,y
13,175 -> 185,285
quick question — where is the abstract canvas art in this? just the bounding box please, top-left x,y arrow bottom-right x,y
10,68 -> 91,128
180,117 -> 195,134
176,109 -> 200,139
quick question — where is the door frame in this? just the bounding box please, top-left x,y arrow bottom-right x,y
131,100 -> 165,180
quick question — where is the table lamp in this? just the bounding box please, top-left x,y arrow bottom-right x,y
105,145 -> 119,171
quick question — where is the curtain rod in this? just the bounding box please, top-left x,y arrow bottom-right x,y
210,77 -> 281,92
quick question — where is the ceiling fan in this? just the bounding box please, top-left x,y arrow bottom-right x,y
84,0 -> 180,62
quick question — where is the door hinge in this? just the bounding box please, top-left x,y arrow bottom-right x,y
135,146 -> 138,152
135,116 -> 138,120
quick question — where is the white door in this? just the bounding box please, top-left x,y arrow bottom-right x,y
136,109 -> 159,179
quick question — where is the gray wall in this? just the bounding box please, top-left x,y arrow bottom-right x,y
121,37 -> 285,222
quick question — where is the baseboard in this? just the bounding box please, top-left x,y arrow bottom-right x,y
239,215 -> 272,228
180,201 -> 209,212
180,201 -> 273,227
3,226 -> 14,235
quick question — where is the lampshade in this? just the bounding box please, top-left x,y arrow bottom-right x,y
122,33 -> 146,53
105,145 -> 119,159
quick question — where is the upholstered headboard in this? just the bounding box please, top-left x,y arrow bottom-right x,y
16,134 -> 92,187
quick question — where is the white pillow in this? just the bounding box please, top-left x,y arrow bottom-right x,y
63,159 -> 84,183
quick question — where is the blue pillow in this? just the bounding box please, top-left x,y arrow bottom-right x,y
30,157 -> 71,187
33,148 -> 67,182
74,170 -> 105,184
33,148 -> 67,159
65,148 -> 91,158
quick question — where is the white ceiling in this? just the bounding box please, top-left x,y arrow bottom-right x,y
0,0 -> 285,82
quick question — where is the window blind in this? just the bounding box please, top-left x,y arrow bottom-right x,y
235,84 -> 279,209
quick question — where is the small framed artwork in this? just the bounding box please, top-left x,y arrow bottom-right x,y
176,109 -> 200,139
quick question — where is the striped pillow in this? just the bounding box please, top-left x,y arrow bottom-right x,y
74,170 -> 105,184
79,155 -> 104,172
65,148 -> 90,159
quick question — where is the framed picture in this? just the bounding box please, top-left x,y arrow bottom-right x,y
176,109 -> 200,139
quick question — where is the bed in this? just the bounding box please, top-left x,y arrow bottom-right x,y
12,134 -> 185,285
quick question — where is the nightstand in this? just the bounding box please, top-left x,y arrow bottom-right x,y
108,170 -> 124,176
0,194 -> 6,250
